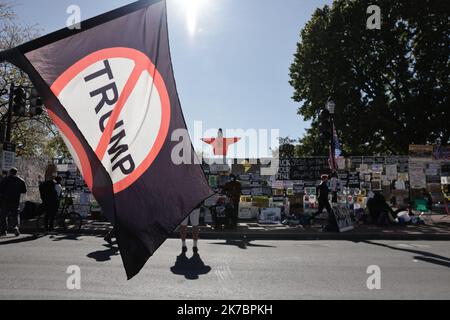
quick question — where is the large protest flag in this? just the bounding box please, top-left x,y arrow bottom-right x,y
0,0 -> 213,279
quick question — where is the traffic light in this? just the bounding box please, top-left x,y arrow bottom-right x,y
12,87 -> 26,116
29,88 -> 44,116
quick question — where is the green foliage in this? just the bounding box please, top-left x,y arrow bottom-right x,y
0,1 -> 69,159
290,0 -> 449,155
278,136 -> 297,159
44,134 -> 71,159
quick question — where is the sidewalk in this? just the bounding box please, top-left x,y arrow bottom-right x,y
19,215 -> 450,240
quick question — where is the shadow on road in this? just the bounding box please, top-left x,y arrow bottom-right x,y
362,240 -> 450,269
170,252 -> 211,280
51,234 -> 82,241
210,239 -> 277,250
0,234 -> 44,245
87,245 -> 120,262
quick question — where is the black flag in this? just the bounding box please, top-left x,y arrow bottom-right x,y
0,0 -> 213,279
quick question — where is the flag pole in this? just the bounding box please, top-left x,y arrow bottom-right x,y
0,0 -> 163,57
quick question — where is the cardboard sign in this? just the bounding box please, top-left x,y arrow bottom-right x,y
209,164 -> 230,173
276,159 -> 291,180
386,156 -> 398,164
374,157 -> 386,164
386,164 -> 398,180
272,181 -> 284,189
2,151 -> 15,172
251,187 -> 263,196
289,157 -> 329,181
362,157 -> 375,164
409,161 -> 426,189
350,157 -> 363,166
1,143 -> 16,172
372,164 -> 383,172
433,146 -> 450,160
258,208 -> 281,224
336,157 -> 346,170
409,145 -> 433,158
332,206 -> 354,232
371,181 -> 382,191
347,171 -> 361,188
293,183 -> 304,194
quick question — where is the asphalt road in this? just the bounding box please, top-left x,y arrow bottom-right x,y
0,234 -> 449,300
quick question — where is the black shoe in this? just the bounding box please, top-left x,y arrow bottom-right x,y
104,236 -> 113,246
193,247 -> 198,254
182,246 -> 188,253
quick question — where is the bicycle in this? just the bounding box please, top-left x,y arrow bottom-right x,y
36,189 -> 83,233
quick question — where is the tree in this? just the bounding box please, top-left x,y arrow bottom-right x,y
277,137 -> 296,159
0,1 -> 68,159
44,135 -> 71,159
289,0 -> 449,155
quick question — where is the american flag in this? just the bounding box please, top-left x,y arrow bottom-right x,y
329,124 -> 341,170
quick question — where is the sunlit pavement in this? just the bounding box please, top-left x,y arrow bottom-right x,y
0,234 -> 449,299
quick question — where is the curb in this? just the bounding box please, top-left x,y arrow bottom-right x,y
174,230 -> 450,241
19,226 -> 450,241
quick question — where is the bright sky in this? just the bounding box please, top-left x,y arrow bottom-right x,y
14,0 -> 333,155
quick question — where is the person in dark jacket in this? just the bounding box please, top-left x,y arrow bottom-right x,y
311,174 -> 338,231
39,176 -> 59,233
315,174 -> 332,216
366,191 -> 395,226
0,168 -> 27,237
222,175 -> 242,228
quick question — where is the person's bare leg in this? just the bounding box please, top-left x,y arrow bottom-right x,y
180,225 -> 188,252
192,226 -> 199,241
192,226 -> 199,253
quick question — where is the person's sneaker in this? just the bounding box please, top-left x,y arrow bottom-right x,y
14,228 -> 20,237
193,247 -> 198,254
182,246 -> 188,254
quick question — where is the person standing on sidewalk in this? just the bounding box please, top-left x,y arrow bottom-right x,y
0,168 -> 27,237
180,205 -> 202,253
222,175 -> 242,228
312,174 -> 337,231
316,174 -> 332,215
39,176 -> 60,233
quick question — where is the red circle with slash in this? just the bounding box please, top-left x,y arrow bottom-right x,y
49,47 -> 171,193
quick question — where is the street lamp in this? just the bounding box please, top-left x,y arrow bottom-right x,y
326,100 -> 336,171
326,100 -> 336,114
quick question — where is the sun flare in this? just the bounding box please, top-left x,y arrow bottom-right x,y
181,0 -> 209,36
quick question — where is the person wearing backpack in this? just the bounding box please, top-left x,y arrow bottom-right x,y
39,176 -> 59,233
